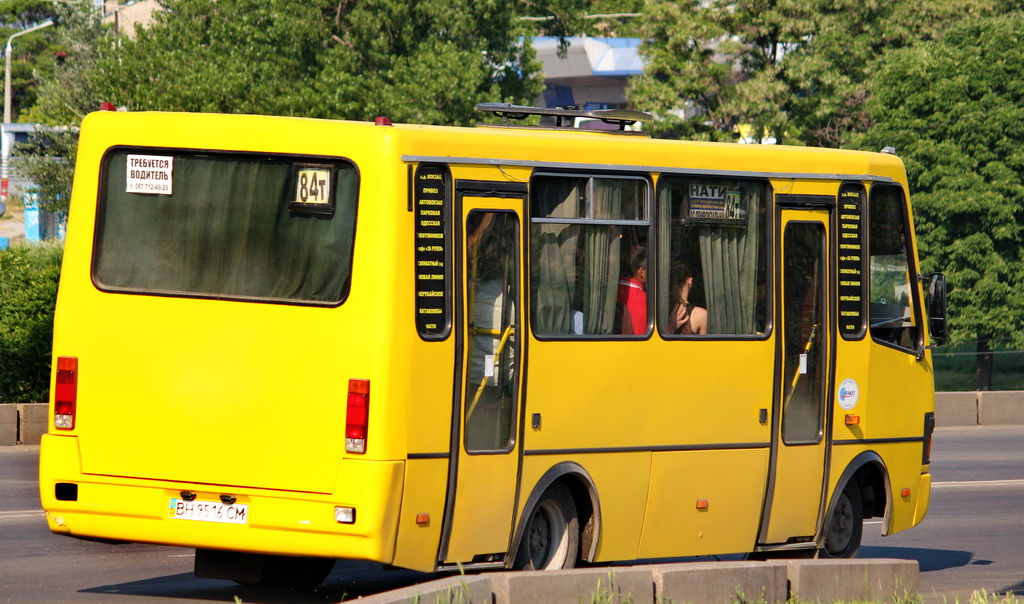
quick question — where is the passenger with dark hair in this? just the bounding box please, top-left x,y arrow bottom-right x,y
670,264 -> 708,335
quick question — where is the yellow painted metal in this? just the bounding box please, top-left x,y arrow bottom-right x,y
40,110 -> 935,572
638,449 -> 769,558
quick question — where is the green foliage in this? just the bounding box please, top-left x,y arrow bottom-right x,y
12,127 -> 76,213
629,0 -> 1003,146
0,242 -> 61,404
22,1 -> 111,125
626,0 -> 737,140
92,0 -> 544,126
0,0 -> 63,121
854,13 -> 1024,386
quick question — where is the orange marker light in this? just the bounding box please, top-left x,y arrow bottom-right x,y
696,499 -> 709,510
901,488 -> 911,497
845,414 -> 860,425
416,513 -> 430,525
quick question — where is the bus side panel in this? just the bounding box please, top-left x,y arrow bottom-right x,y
829,339 -> 935,536
391,458 -> 449,572
638,449 -> 768,558
519,452 -> 651,563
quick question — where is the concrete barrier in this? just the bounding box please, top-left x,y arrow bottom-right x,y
17,403 -> 48,444
934,391 -> 978,426
0,404 -> 17,446
355,575 -> 493,604
653,561 -> 788,604
787,559 -> 919,603
491,567 -> 654,604
977,391 -> 1024,425
356,559 -> 917,603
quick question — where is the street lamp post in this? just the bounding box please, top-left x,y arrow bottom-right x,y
2,19 -> 54,207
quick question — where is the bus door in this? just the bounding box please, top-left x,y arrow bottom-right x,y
440,186 -> 525,565
760,203 -> 833,546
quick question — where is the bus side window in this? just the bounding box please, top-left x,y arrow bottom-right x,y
530,174 -> 650,337
868,185 -> 922,351
656,176 -> 769,337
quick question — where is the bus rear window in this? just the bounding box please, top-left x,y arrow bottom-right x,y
93,150 -> 358,305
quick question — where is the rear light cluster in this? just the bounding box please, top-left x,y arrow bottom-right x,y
346,379 -> 369,454
54,356 -> 78,429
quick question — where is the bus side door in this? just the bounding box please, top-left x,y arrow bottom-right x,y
760,203 -> 834,546
439,187 -> 526,565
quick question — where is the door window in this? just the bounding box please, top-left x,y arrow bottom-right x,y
782,222 -> 827,444
464,211 -> 520,452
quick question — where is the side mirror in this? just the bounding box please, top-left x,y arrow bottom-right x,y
926,272 -> 947,343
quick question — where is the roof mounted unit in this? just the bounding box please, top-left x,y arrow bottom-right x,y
475,103 -> 652,134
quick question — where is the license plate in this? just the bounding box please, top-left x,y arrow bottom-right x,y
168,498 -> 248,525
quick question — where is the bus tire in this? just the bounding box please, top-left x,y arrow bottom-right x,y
819,481 -> 863,559
514,482 -> 579,570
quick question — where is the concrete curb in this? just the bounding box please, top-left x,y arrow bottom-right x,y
0,403 -> 46,445
355,559 -> 918,604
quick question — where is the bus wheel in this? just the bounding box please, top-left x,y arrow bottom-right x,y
820,482 -> 863,559
514,483 -> 579,570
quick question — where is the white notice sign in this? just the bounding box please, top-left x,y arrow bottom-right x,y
126,154 -> 173,195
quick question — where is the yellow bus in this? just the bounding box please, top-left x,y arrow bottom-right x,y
39,104 -> 946,586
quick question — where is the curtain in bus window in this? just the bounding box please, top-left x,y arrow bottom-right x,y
583,180 -> 627,334
530,178 -> 582,334
95,151 -> 357,304
698,185 -> 762,334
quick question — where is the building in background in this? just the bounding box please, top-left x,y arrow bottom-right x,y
99,0 -> 157,35
534,37 -> 643,111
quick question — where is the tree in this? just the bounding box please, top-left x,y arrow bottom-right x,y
0,243 -> 61,403
626,0 -> 740,140
0,0 -> 62,121
12,2 -> 108,213
628,0 -> 1003,146
854,13 -> 1024,389
93,0 -> 545,126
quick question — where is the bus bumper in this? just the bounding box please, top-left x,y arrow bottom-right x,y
39,434 -> 405,563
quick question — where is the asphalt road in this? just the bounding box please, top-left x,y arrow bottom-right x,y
2,425 -> 1023,602
861,425 -> 1024,600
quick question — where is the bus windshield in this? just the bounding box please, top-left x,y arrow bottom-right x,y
93,149 -> 358,305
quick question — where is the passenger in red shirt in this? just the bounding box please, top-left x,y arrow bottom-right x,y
617,249 -> 647,335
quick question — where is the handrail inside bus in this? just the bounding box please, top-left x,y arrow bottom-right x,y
467,324 -> 515,418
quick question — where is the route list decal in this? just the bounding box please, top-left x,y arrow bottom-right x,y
414,165 -> 451,339
838,183 -> 865,338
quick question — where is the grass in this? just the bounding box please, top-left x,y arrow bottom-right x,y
932,343 -> 1024,391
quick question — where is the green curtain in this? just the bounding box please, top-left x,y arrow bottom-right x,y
530,179 -> 582,334
699,186 -> 762,334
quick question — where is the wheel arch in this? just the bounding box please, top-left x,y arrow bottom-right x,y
506,462 -> 601,567
819,450 -> 891,547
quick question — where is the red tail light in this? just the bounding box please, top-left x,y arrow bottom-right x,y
54,356 -> 78,430
346,379 -> 369,454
